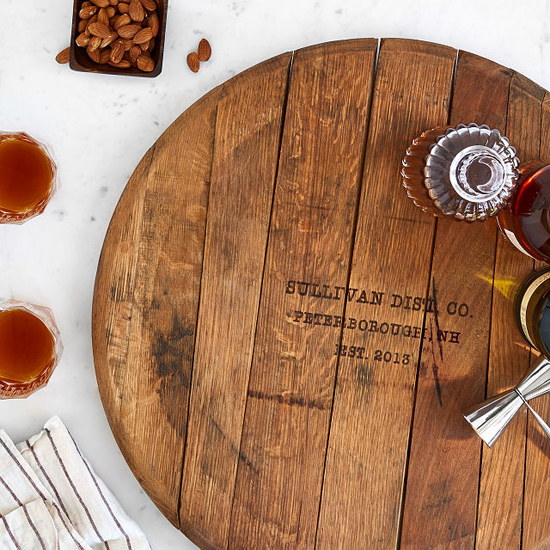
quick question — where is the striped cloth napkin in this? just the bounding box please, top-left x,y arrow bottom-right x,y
0,416 -> 151,550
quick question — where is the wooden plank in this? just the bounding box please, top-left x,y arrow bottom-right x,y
93,90 -> 220,526
316,39 -> 456,549
178,53 -> 292,550
476,73 -> 543,548
400,51 -> 512,549
228,39 -> 378,549
522,89 -> 550,550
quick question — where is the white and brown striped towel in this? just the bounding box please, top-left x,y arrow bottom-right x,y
0,416 -> 151,550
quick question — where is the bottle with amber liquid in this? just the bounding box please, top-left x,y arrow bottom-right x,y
0,301 -> 63,399
497,161 -> 550,263
0,132 -> 58,224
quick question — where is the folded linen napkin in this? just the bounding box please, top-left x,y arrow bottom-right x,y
0,416 -> 151,550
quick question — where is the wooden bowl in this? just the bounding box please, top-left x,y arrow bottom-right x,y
69,0 -> 168,78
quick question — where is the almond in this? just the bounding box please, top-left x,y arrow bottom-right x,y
198,38 -> 211,62
187,51 -> 200,73
113,13 -> 131,30
117,23 -> 141,38
120,38 -> 134,50
141,0 -> 156,10
132,26 -> 152,44
129,0 -> 145,22
79,5 -> 98,19
82,1 -> 92,7
87,45 -> 101,63
100,32 -> 118,48
147,37 -> 155,52
88,36 -> 102,51
97,7 -> 110,24
118,2 -> 130,13
109,0 -> 119,4
106,6 -> 116,16
139,39 -> 149,51
78,19 -> 87,33
55,47 -> 71,64
76,32 -> 91,47
99,49 -> 112,63
85,14 -> 98,35
90,0 -> 110,7
147,12 -> 159,37
137,55 -> 155,72
129,44 -> 141,64
88,21 -> 111,38
110,40 -> 125,63
109,59 -> 131,68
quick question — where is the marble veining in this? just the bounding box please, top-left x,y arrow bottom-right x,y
2,1 -> 550,548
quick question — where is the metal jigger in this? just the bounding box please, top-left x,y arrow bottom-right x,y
464,356 -> 550,447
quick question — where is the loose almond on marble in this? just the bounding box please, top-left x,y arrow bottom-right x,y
56,47 -> 71,64
187,51 -> 200,73
198,38 -> 211,62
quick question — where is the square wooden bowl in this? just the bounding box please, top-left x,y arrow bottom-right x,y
69,0 -> 168,78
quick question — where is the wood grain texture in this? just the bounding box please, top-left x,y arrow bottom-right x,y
227,39 -> 378,549
475,72 -> 544,550
92,39 -> 550,549
178,53 -> 292,550
400,51 -> 511,550
93,88 -> 220,525
316,39 -> 456,549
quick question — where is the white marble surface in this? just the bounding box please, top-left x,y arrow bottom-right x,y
1,1 -> 550,548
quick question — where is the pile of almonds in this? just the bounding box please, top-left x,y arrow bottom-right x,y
75,0 -> 160,72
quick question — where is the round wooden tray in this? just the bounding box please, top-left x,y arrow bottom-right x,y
92,39 -> 550,549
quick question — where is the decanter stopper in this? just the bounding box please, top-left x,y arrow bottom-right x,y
463,356 -> 550,447
402,123 -> 520,221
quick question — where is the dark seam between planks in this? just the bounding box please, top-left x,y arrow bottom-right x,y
395,45 -> 458,550
312,37 -> 380,550
177,101 -> 220,531
225,51 -> 295,550
519,85 -> 545,550
472,66 -> 514,550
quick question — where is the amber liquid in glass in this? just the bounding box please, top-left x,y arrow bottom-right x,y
0,308 -> 55,396
498,162 -> 550,263
0,134 -> 54,222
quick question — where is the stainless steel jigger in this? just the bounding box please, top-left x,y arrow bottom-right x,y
464,356 -> 550,447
